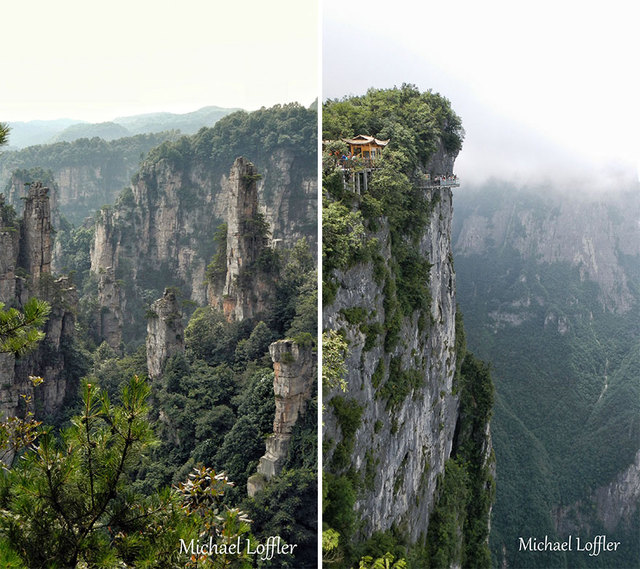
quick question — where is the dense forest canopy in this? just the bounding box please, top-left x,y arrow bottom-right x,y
144,103 -> 317,172
0,131 -> 180,174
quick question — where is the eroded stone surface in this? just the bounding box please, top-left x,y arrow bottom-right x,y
249,339 -> 314,496
146,288 -> 184,380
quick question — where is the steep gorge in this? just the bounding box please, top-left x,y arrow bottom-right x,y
453,183 -> 640,568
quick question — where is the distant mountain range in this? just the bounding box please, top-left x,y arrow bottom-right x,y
6,106 -> 242,148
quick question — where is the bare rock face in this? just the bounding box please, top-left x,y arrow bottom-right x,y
18,182 -> 51,281
96,267 -> 123,351
146,288 -> 184,380
5,171 -> 62,236
248,339 -> 314,496
0,197 -> 20,304
209,157 -> 273,322
0,186 -> 78,421
555,450 -> 640,535
322,142 -> 492,547
454,188 -> 640,313
324,187 -> 460,540
16,276 -> 78,416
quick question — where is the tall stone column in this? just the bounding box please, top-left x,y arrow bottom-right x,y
248,339 -> 315,496
146,288 -> 185,380
18,182 -> 52,280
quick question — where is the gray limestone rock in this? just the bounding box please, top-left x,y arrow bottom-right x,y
248,339 -> 315,496
146,288 -> 185,380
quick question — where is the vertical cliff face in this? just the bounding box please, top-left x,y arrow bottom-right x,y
322,80 -> 494,566
262,340 -> 314,475
324,184 -> 461,541
0,186 -> 78,421
5,170 -> 62,233
453,184 -> 640,567
208,157 -> 273,321
0,196 -> 20,303
146,288 -> 185,380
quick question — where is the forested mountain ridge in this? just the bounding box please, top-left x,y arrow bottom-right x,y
453,183 -> 640,568
0,132 -> 181,224
323,86 -> 494,568
6,105 -> 240,149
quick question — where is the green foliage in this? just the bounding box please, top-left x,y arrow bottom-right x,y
52,220 -> 95,282
324,527 -> 343,564
184,306 -> 244,366
340,306 -> 368,325
204,103 -> 316,166
0,193 -> 17,226
322,330 -> 349,393
329,397 -> 363,471
393,243 -> 432,317
0,375 -> 43,467
0,372 -> 277,568
0,377 -> 175,567
0,297 -> 51,357
378,357 -> 424,411
357,552 -> 407,569
244,469 -> 317,569
0,122 -> 10,147
176,466 -> 253,569
234,321 -> 274,363
206,222 -> 228,285
323,197 -> 369,275
423,459 -> 471,568
272,238 -> 317,341
323,472 -> 357,556
284,397 -> 318,472
89,343 -> 148,404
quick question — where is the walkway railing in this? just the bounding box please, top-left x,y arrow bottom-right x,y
419,176 -> 460,189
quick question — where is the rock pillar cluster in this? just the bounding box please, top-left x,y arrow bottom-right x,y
146,288 -> 185,380
0,184 -> 77,421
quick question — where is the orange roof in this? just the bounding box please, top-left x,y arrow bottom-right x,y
342,134 -> 390,147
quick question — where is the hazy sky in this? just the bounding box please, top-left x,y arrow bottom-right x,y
324,0 -> 640,185
3,0 -> 318,122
